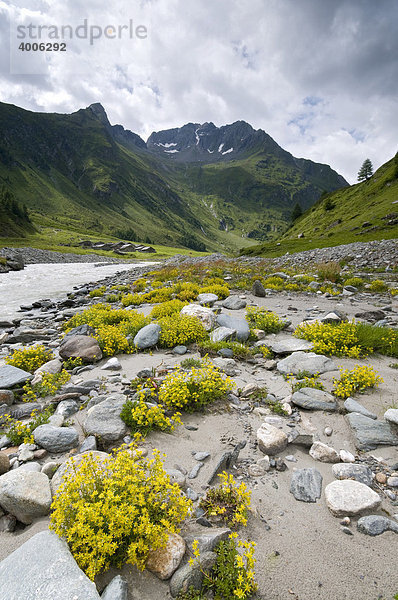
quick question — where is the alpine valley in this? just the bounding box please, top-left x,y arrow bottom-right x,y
0,101 -> 348,253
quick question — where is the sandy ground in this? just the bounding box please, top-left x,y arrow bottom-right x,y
1,290 -> 398,600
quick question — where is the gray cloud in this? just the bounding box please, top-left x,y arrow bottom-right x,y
0,0 -> 397,182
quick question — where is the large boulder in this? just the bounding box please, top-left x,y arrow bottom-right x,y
251,280 -> 266,297
197,293 -> 218,307
292,388 -> 337,411
134,323 -> 161,350
344,398 -> 377,420
257,423 -> 288,455
290,468 -> 323,502
146,533 -> 186,580
222,296 -> 247,310
0,365 -> 32,389
325,480 -> 381,517
180,304 -> 216,331
345,413 -> 398,450
0,531 -> 101,599
210,327 -> 236,343
276,351 -> 338,376
83,396 -> 127,446
332,463 -> 373,486
0,470 -> 52,524
357,515 -> 398,536
59,335 -> 102,363
216,313 -> 250,342
33,425 -> 79,453
0,452 -> 10,475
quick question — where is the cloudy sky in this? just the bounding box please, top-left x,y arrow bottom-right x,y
0,0 -> 397,183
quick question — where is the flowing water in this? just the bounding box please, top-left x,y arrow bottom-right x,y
0,262 -> 157,320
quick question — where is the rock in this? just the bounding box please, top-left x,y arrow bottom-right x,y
210,326 -> 236,343
217,348 -> 234,358
48,414 -> 64,427
346,413 -> 398,450
18,443 -> 35,462
51,451 -> 109,495
41,461 -> 59,479
325,480 -> 381,517
0,514 -> 16,532
33,358 -> 62,379
169,551 -> 217,597
59,335 -> 102,363
309,441 -> 339,463
173,345 -> 187,355
257,423 -> 288,455
0,365 -> 32,389
10,402 -> 42,420
134,323 -> 161,349
290,468 -> 323,502
0,390 -> 14,406
63,324 -> 96,339
339,450 -> 355,463
0,530 -> 101,599
216,313 -> 250,342
17,462 -> 41,473
375,472 -> 387,484
79,435 -> 97,453
222,296 -> 247,310
0,470 -> 52,524
355,310 -> 386,322
101,575 -> 128,600
324,426 -> 333,436
265,338 -> 314,354
166,469 -> 187,490
0,453 -> 10,475
292,388 -> 337,412
100,357 -> 122,371
332,463 -> 373,486
344,398 -> 377,420
252,280 -> 266,297
146,533 -> 186,580
180,304 -> 216,331
384,408 -> 398,426
184,528 -> 231,554
212,357 -> 237,376
197,293 -> 218,306
33,425 -> 79,453
83,396 -> 128,445
321,311 -> 346,324
55,400 -> 79,417
193,451 -> 210,461
276,352 -> 337,376
357,515 -> 398,536
387,476 -> 398,487
188,463 -> 203,479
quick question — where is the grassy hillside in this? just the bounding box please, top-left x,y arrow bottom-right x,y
241,154 -> 398,257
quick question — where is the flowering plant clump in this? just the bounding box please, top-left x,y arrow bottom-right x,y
199,472 -> 251,527
22,370 -> 71,402
121,293 -> 145,307
294,320 -> 366,358
158,360 -> 234,412
49,444 -> 192,580
89,286 -> 106,298
333,365 -> 383,399
197,340 -> 256,361
120,399 -> 181,436
198,284 -> 230,299
369,279 -> 389,293
5,344 -> 55,373
158,314 -> 208,348
290,373 -> 325,393
246,307 -> 286,334
5,405 -> 54,445
150,299 -> 188,319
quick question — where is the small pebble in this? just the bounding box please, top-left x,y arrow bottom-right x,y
285,455 -> 297,463
188,463 -> 204,479
324,427 -> 333,436
340,517 -> 351,526
375,472 -> 387,484
341,526 -> 353,536
193,452 -> 210,462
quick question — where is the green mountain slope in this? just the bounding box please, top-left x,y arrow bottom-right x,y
241,154 -> 398,257
0,101 -> 348,253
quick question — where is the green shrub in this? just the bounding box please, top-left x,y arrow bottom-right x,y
22,370 -> 70,401
291,374 -> 325,393
180,357 -> 203,369
316,261 -> 341,283
5,405 -> 54,445
197,340 -> 254,360
246,307 -> 286,334
120,399 -> 180,436
158,314 -> 207,347
369,279 -> 389,292
5,345 -> 55,373
89,286 -> 106,298
355,323 -> 398,358
199,472 -> 251,527
50,443 -> 192,580
105,293 -> 121,303
294,320 -> 366,357
343,277 -> 364,288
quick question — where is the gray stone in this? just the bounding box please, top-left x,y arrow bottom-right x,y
197,293 -> 218,306
0,390 -> 14,406
210,326 -> 236,343
387,476 -> 398,487
321,311 -> 346,323
101,575 -> 128,600
34,425 -> 79,453
134,323 -> 161,349
193,451 -> 210,461
325,480 -> 381,517
346,413 -> 398,450
0,365 -> 32,389
265,338 -> 314,354
216,313 -> 250,342
222,296 -> 247,310
252,280 -> 266,297
217,348 -> 234,358
257,423 -> 288,455
84,396 -> 128,445
59,335 -> 102,363
10,402 -> 42,420
292,388 -> 337,411
0,530 -> 101,599
18,443 -> 35,462
16,462 -> 41,473
100,357 -> 122,371
188,463 -> 203,479
173,345 -> 187,355
146,533 -> 186,580
212,357 -> 237,376
0,514 -> 16,532
180,304 -> 216,331
184,528 -> 231,554
165,469 -> 187,490
79,435 -> 97,453
309,441 -> 339,463
0,453 -> 10,475
276,352 -> 338,376
33,358 -> 62,380
290,468 -> 323,502
41,461 -> 59,479
384,408 -> 398,426
332,463 -> 373,486
0,470 -> 52,524
169,551 -> 217,597
344,398 -> 377,420
55,400 -> 79,417
63,324 -> 96,339
48,414 -> 64,427
357,515 -> 398,536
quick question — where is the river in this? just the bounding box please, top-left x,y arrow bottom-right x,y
0,262 -> 157,320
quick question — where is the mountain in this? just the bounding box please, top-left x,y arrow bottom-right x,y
0,101 -> 348,252
242,153 -> 398,257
